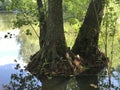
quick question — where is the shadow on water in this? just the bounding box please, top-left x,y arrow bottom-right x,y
76,75 -> 99,90
40,75 -> 99,90
40,67 -> 120,90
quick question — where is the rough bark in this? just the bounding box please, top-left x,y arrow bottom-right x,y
27,0 -> 70,78
72,0 -> 108,65
72,0 -> 104,57
44,0 -> 67,58
36,0 -> 46,48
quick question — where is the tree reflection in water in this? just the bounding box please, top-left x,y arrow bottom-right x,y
40,77 -> 69,90
41,75 -> 99,90
4,66 -> 120,90
75,75 -> 99,90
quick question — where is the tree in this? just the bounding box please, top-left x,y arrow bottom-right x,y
72,0 -> 108,74
9,0 -> 108,89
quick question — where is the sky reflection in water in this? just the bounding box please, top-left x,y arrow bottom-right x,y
0,29 -> 25,90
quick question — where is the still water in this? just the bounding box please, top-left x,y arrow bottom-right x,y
0,12 -> 26,90
0,12 -> 120,90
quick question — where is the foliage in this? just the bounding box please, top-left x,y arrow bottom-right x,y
0,0 -> 10,10
3,62 -> 41,90
6,0 -> 40,62
63,0 -> 89,24
99,0 -> 120,67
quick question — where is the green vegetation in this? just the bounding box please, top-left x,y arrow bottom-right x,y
99,0 -> 120,67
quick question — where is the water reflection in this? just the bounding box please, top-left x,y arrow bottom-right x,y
0,64 -> 19,89
76,75 -> 98,90
0,12 -> 15,31
0,29 -> 22,90
99,68 -> 120,90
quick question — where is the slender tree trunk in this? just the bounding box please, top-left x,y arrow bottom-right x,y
36,0 -> 46,48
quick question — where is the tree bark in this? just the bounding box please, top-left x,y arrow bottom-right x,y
72,0 -> 105,61
36,0 -> 46,48
72,0 -> 104,56
27,0 -> 67,77
72,0 -> 108,75
44,0 -> 67,58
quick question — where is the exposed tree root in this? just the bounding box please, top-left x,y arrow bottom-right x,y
27,48 -> 108,79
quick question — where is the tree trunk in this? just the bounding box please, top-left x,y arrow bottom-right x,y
72,0 -> 108,74
36,0 -> 46,48
27,0 -> 68,78
72,0 -> 104,59
44,0 -> 66,58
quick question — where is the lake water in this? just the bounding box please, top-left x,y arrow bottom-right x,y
0,29 -> 26,89
0,12 -> 120,90
0,12 -> 26,90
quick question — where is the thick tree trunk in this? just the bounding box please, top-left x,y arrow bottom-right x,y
72,0 -> 107,63
72,0 -> 108,74
27,0 -> 68,78
44,0 -> 66,58
72,0 -> 104,58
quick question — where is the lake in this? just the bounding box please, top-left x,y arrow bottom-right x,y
0,12 -> 26,90
0,12 -> 120,90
